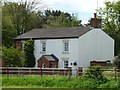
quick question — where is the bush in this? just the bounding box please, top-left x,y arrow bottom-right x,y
98,78 -> 119,88
2,46 -> 24,67
75,77 -> 103,88
85,66 -> 107,82
113,54 -> 120,69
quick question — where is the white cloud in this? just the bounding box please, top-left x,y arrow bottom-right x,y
7,0 -> 116,24
43,0 -> 116,24
44,0 -> 106,12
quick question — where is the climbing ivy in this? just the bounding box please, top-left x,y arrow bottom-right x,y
24,39 -> 35,67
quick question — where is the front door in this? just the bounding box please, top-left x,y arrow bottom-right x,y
72,66 -> 77,76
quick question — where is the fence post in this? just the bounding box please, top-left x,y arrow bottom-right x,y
30,68 -> 31,75
52,69 -> 54,75
41,68 -> 42,76
7,67 -> 9,76
67,67 -> 71,79
115,68 -> 117,79
18,68 -> 19,75
78,67 -> 83,76
6,67 -> 7,76
64,69 -> 65,76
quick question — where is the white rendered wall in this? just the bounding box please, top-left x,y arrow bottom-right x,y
78,28 -> 114,68
34,38 -> 79,68
34,28 -> 114,68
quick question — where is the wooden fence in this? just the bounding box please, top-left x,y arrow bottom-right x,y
0,67 -> 83,76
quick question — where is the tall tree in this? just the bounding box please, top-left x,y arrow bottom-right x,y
98,0 -> 120,55
2,1 -> 44,47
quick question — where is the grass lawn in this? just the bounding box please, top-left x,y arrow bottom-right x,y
2,75 -> 120,89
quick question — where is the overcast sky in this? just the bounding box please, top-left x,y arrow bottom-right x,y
43,0 -> 116,24
9,0 -> 116,24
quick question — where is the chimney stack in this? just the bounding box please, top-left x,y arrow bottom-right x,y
94,13 -> 96,18
90,13 -> 102,28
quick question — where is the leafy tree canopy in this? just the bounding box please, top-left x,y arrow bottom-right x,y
43,10 -> 82,28
98,0 -> 120,55
2,1 -> 44,47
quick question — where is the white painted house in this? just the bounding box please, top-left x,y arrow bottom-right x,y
14,14 -> 114,69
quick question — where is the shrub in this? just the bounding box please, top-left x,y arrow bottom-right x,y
75,77 -> 103,88
98,78 -> 119,88
85,66 -> 107,82
113,54 -> 120,69
2,46 -> 24,67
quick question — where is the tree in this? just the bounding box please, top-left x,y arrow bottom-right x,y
43,10 -> 82,28
98,0 -> 120,55
2,1 -> 45,47
24,39 -> 35,67
113,54 -> 120,68
2,46 -> 24,67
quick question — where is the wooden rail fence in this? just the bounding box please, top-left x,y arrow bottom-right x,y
0,67 -> 83,76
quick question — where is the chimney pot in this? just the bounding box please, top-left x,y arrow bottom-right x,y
90,13 -> 102,28
94,13 -> 96,18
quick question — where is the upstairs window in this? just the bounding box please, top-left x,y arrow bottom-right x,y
42,42 -> 46,52
64,42 -> 69,51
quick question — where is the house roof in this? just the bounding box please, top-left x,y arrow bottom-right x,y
38,54 -> 59,62
44,55 -> 56,61
14,26 -> 92,40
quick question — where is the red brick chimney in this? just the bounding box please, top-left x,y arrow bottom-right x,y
90,13 -> 102,28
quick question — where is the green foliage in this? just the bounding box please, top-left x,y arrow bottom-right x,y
75,77 -> 105,88
113,54 -> 120,68
2,76 -> 77,88
2,1 -> 44,47
43,10 -> 81,28
85,66 -> 107,82
98,77 -> 119,88
2,46 -> 24,67
2,75 -> 120,88
98,0 -> 120,55
24,39 -> 35,67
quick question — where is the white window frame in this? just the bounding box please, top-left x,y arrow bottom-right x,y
42,42 -> 46,52
40,40 -> 47,53
63,40 -> 69,53
64,42 -> 69,51
64,60 -> 69,68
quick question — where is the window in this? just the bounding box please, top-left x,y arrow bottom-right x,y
42,42 -> 46,51
64,42 -> 69,51
64,61 -> 68,68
